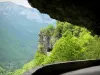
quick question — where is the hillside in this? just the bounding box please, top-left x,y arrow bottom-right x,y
11,21 -> 100,75
0,1 -> 56,71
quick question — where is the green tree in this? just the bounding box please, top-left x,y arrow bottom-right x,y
53,21 -> 63,38
40,25 -> 55,36
42,33 -> 82,64
84,36 -> 100,59
0,67 -> 5,75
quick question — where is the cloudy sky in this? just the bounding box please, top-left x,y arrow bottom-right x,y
0,0 -> 32,8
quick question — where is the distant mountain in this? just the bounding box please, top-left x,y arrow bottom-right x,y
0,1 -> 56,24
0,2 -> 56,70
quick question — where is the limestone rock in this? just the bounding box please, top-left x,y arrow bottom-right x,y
28,0 -> 100,35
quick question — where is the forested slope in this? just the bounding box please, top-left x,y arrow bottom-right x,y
10,21 -> 100,75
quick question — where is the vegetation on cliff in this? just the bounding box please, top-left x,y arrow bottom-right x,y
2,21 -> 100,75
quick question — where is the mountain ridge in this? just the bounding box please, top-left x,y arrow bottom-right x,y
0,1 -> 56,70
0,1 -> 56,24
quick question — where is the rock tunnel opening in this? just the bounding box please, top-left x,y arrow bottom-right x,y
28,0 -> 100,35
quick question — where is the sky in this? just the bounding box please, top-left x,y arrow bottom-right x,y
0,0 -> 32,8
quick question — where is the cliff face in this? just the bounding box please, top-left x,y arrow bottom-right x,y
37,26 -> 57,55
28,0 -> 100,35
38,32 -> 52,54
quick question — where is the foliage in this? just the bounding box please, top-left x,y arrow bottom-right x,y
42,36 -> 81,64
38,44 -> 44,53
10,59 -> 35,75
33,51 -> 47,66
11,21 -> 100,75
10,51 -> 46,75
41,21 -> 94,64
40,25 -> 55,36
53,21 -> 63,38
0,66 -> 12,75
0,67 -> 5,75
83,36 -> 100,59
